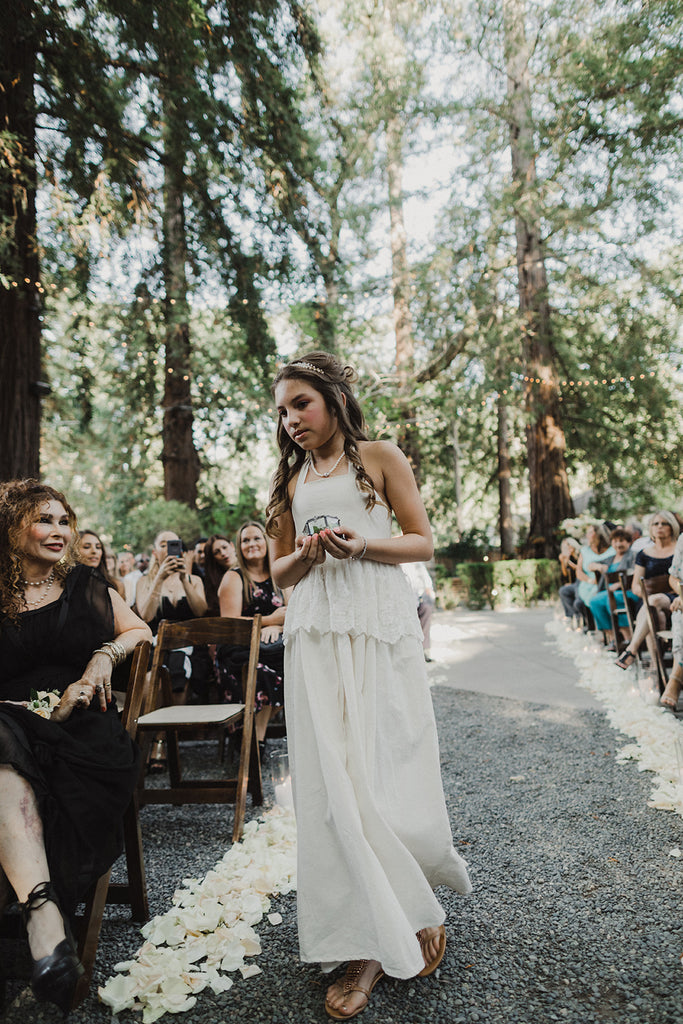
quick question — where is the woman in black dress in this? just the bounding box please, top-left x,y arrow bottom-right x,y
77,528 -> 125,599
0,479 -> 151,1012
218,521 -> 288,748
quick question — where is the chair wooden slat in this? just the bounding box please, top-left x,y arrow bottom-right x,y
135,615 -> 263,844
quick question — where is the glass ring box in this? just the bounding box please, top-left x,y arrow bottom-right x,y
303,515 -> 341,536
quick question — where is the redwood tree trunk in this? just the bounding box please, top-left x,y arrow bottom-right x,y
503,0 -> 572,556
160,79 -> 199,507
0,0 -> 43,481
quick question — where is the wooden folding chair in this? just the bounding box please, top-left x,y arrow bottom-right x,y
605,570 -> 631,654
71,639 -> 151,1007
640,575 -> 673,694
136,616 -> 263,843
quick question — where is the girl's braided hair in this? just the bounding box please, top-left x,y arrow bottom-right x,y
265,352 -> 376,537
0,479 -> 77,623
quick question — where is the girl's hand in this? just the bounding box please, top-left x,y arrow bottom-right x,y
261,625 -> 282,643
672,596 -> 683,613
181,551 -> 195,578
319,526 -> 363,561
294,533 -> 326,568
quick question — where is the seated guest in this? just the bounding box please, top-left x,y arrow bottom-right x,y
136,532 -> 208,770
587,528 -> 636,644
615,510 -> 679,670
559,523 -> 613,628
117,550 -> 142,607
217,522 -> 288,752
202,534 -> 238,617
192,537 -> 207,578
402,561 -> 436,661
624,518 -> 648,554
661,531 -> 683,710
558,537 -> 580,586
78,529 -> 125,599
0,480 -> 151,1012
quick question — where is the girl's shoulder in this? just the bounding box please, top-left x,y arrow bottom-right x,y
357,439 -> 407,468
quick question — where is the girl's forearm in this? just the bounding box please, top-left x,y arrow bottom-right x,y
362,533 -> 433,565
272,553 -> 313,589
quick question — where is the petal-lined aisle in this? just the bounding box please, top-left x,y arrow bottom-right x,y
99,806 -> 296,1023
546,618 -> 683,818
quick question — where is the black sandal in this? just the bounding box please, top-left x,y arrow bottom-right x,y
21,881 -> 83,1014
615,649 -> 636,670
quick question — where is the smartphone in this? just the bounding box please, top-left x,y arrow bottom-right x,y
166,539 -> 183,559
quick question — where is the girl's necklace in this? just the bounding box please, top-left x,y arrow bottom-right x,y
309,451 -> 346,478
23,570 -> 55,608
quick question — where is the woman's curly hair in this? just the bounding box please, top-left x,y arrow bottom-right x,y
265,351 -> 375,537
0,479 -> 78,622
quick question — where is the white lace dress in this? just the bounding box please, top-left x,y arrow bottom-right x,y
284,460 -> 471,980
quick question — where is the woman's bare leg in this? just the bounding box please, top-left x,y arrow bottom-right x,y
661,661 -> 683,707
0,766 -> 65,959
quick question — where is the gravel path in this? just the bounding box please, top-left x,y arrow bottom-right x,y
3,682 -> 682,1023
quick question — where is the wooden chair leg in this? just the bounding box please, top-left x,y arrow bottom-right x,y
72,868 -> 111,1008
106,798 -> 149,922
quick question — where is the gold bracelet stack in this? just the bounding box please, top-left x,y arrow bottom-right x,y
93,639 -> 127,666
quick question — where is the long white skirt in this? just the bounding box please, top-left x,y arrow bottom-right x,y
285,624 -> 472,980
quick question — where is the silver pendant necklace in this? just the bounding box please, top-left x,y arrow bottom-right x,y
309,450 -> 346,478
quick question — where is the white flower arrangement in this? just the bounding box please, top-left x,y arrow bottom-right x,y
99,805 -> 296,1022
546,617 -> 683,818
26,689 -> 61,719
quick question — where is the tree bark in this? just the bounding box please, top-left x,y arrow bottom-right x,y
503,0 -> 572,556
452,418 -> 464,539
160,76 -> 199,507
497,395 -> 515,556
0,0 -> 43,481
386,113 -> 421,482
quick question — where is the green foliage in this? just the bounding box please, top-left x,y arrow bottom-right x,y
452,559 -> 560,610
122,500 -> 203,553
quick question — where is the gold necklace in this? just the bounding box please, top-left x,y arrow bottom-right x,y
309,451 -> 346,478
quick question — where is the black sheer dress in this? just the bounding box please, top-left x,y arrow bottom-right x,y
0,564 -> 141,916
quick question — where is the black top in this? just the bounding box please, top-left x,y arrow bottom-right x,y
0,564 -> 141,913
635,550 -> 674,578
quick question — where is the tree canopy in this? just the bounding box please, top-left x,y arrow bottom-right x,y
2,0 -> 682,552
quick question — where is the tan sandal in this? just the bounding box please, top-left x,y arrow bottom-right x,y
417,924 -> 446,976
325,960 -> 384,1020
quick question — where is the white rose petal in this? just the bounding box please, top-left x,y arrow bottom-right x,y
267,913 -> 283,925
239,964 -> 262,979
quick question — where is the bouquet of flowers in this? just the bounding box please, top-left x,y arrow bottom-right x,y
27,689 -> 61,719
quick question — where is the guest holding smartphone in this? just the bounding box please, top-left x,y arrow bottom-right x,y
135,531 -> 208,771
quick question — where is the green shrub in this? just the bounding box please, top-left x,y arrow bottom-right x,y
442,558 -> 560,610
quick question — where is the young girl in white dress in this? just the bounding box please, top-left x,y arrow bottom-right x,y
266,352 -> 471,1020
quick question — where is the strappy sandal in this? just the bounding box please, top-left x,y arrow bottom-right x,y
614,650 -> 637,670
417,924 -> 446,977
660,685 -> 681,710
21,881 -> 84,1014
325,960 -> 384,1020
